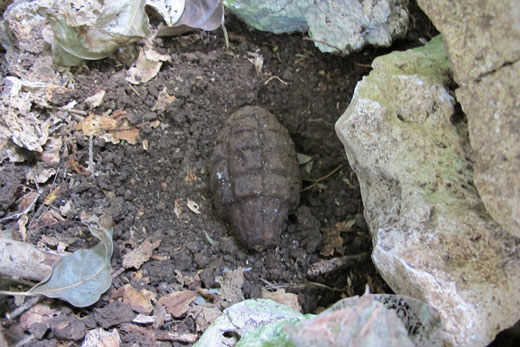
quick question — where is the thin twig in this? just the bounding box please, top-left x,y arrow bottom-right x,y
5,296 -> 41,320
221,22 -> 229,49
264,75 -> 289,86
301,164 -> 345,192
43,104 -> 88,117
87,135 -> 95,176
15,335 -> 35,347
28,168 -> 60,230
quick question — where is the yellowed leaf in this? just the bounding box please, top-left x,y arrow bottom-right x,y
43,186 -> 61,205
76,113 -> 139,144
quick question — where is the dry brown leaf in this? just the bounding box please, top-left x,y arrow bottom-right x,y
188,305 -> 222,332
122,238 -> 161,269
152,87 -> 176,112
126,48 -> 171,85
320,220 -> 355,257
66,158 -> 91,176
215,268 -> 245,308
84,90 -> 106,109
112,284 -> 154,314
158,291 -> 198,318
76,113 -> 139,145
261,288 -> 302,312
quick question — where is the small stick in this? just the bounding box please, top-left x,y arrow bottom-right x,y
264,76 -> 288,86
87,135 -> 95,176
5,296 -> 41,320
301,164 -> 345,192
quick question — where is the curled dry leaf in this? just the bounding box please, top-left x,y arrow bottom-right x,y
126,48 -> 171,85
76,113 -> 139,145
122,238 -> 161,269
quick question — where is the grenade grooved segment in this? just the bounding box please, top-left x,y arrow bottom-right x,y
210,106 -> 301,250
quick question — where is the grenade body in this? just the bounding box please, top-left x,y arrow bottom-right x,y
210,106 -> 300,250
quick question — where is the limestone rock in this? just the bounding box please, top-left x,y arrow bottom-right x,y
417,0 -> 520,240
224,0 -> 409,54
335,36 -> 520,346
456,62 -> 520,239
417,0 -> 520,85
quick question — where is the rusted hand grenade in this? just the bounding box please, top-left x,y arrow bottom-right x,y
210,106 -> 301,251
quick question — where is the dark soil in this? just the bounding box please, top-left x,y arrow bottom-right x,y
1,2 -> 440,346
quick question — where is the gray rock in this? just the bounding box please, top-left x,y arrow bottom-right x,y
335,36 -> 520,346
456,61 -> 520,239
223,0 -> 307,34
224,0 -> 409,54
417,0 -> 520,85
417,0 -> 520,240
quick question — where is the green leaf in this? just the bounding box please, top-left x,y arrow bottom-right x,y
28,215 -> 114,307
